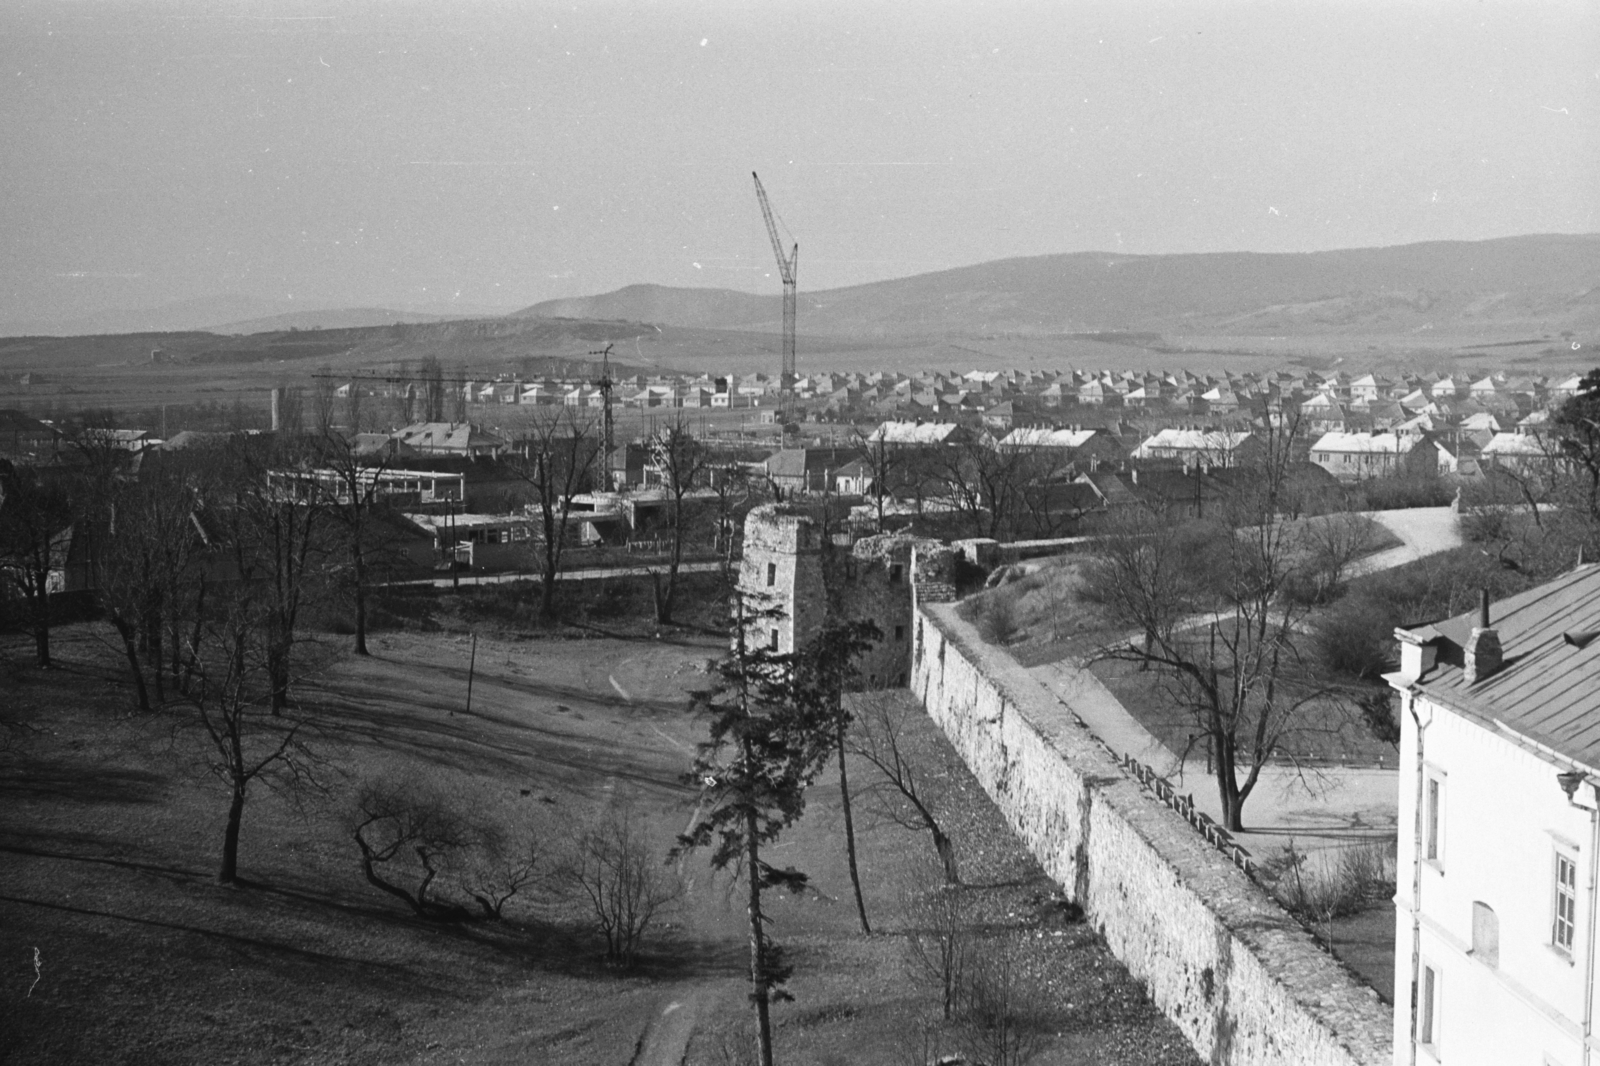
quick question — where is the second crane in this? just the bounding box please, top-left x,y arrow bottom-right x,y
753,171 -> 798,425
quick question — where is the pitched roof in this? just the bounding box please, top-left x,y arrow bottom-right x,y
1481,432 -> 1553,457
1410,565 -> 1600,771
1310,431 -> 1413,454
867,421 -> 963,445
1133,428 -> 1254,454
1000,427 -> 1099,449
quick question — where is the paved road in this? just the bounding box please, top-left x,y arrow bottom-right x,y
1355,506 -> 1463,576
1029,659 -> 1399,857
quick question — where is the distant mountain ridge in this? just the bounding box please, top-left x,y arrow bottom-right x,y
0,296 -> 518,338
514,234 -> 1600,338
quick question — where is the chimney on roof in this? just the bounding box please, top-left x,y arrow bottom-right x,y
1463,587 -> 1503,684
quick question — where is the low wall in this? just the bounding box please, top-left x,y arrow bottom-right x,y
911,603 -> 1391,1066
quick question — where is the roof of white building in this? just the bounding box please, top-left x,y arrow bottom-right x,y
1000,427 -> 1099,449
1133,428 -> 1253,453
1481,432 -> 1553,457
1406,565 -> 1600,769
1310,431 -> 1411,454
867,421 -> 963,445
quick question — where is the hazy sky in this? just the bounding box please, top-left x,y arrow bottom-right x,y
3,0 -> 1597,321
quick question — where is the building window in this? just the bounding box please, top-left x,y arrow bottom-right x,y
895,625 -> 906,642
1424,769 -> 1445,867
766,562 -> 776,587
769,628 -> 780,652
1419,960 -> 1440,1050
889,563 -> 903,585
1470,902 -> 1498,967
1554,850 -> 1579,954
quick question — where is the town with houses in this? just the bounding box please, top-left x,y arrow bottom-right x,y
6,335 -> 1600,1066
2,7 -> 1597,1063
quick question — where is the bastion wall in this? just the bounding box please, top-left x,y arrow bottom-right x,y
910,589 -> 1391,1066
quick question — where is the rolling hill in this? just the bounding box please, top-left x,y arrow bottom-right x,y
514,234 -> 1600,339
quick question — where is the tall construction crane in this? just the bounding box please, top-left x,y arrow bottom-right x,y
589,343 -> 616,489
752,171 -> 798,425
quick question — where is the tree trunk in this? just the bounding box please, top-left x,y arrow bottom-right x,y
353,543 -> 369,656
933,825 -> 960,885
219,781 -> 245,884
747,805 -> 775,1066
180,576 -> 207,696
1214,730 -> 1244,832
652,571 -> 671,625
149,611 -> 164,704
110,610 -> 152,713
540,554 -> 559,623
837,718 -> 871,935
28,574 -> 49,668
268,645 -> 289,716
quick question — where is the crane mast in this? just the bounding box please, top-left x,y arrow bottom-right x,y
590,344 -> 615,490
752,171 -> 798,425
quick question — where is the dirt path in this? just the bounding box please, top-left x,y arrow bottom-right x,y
629,982 -> 740,1066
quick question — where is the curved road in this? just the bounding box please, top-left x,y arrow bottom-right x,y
1353,506 -> 1463,576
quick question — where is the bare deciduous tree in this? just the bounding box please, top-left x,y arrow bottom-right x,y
648,415 -> 712,624
900,874 -> 972,1021
510,408 -> 601,622
0,461 -> 73,667
1084,420 -> 1339,831
185,594 -> 324,885
952,939 -> 1051,1066
419,356 -> 447,422
851,692 -> 960,884
312,366 -> 339,436
1298,510 -> 1381,602
351,778 -> 485,921
565,805 -> 682,967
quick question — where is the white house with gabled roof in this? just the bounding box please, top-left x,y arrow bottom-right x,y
1388,565 -> 1600,1066
1309,430 -> 1432,480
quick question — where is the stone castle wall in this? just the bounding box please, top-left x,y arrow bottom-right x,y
911,599 -> 1391,1066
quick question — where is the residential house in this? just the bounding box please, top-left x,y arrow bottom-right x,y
999,426 -> 1124,470
406,511 -> 533,571
1388,566 -> 1600,1066
1481,432 -> 1560,474
1309,431 -> 1435,481
390,422 -> 510,459
762,446 -> 862,496
0,410 -> 58,462
1350,374 -> 1396,405
1431,438 -> 1483,480
1130,428 -> 1264,470
865,421 -> 976,449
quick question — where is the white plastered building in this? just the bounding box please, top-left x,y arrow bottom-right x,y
1388,564 -> 1600,1065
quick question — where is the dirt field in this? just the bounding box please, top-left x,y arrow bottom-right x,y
1,619 -> 1199,1066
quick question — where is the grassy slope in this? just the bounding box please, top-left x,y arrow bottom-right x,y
1,619 -> 1200,1066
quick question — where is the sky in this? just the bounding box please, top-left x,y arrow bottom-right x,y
3,0 -> 1597,322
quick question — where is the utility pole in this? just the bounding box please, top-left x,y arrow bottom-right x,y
753,172 -> 798,428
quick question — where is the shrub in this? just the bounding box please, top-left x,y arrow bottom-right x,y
1276,839 -> 1395,922
562,806 -> 682,968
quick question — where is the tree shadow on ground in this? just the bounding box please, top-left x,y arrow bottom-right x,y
0,762 -> 167,805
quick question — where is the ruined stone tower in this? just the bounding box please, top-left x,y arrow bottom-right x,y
740,503 -> 947,688
738,504 -> 826,656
